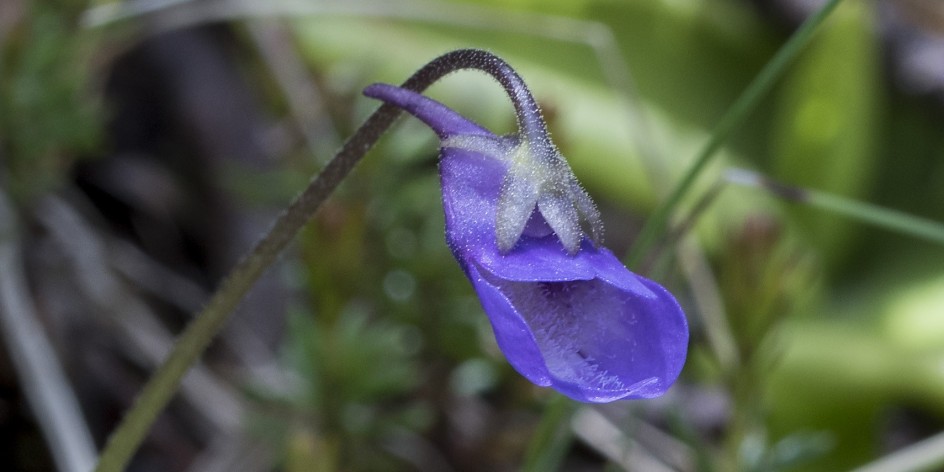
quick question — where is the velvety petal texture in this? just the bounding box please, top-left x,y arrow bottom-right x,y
364,83 -> 688,402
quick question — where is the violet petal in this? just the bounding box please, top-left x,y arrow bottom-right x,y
365,83 -> 689,402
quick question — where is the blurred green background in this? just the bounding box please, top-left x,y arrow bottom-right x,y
2,0 -> 944,471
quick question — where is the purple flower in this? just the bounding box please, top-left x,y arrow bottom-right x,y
364,79 -> 687,403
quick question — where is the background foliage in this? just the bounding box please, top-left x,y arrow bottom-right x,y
2,0 -> 944,471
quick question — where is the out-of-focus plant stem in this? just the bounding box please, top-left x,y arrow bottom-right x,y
626,0 -> 845,267
850,426 -> 944,472
725,168 -> 944,246
721,359 -> 765,470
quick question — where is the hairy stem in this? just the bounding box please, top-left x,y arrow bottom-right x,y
93,48 -> 525,472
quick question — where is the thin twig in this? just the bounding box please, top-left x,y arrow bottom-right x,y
38,197 -> 245,434
0,190 -> 98,472
677,239 -> 739,374
106,234 -> 208,312
850,431 -> 944,472
101,217 -> 290,390
571,407 -> 685,472
246,18 -> 342,163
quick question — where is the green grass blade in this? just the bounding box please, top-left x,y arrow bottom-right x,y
626,0 -> 845,267
725,168 -> 944,246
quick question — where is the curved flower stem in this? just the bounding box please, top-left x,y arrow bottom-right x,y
93,108 -> 401,472
626,0 -> 845,267
93,48 -> 528,472
93,89 -> 403,472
